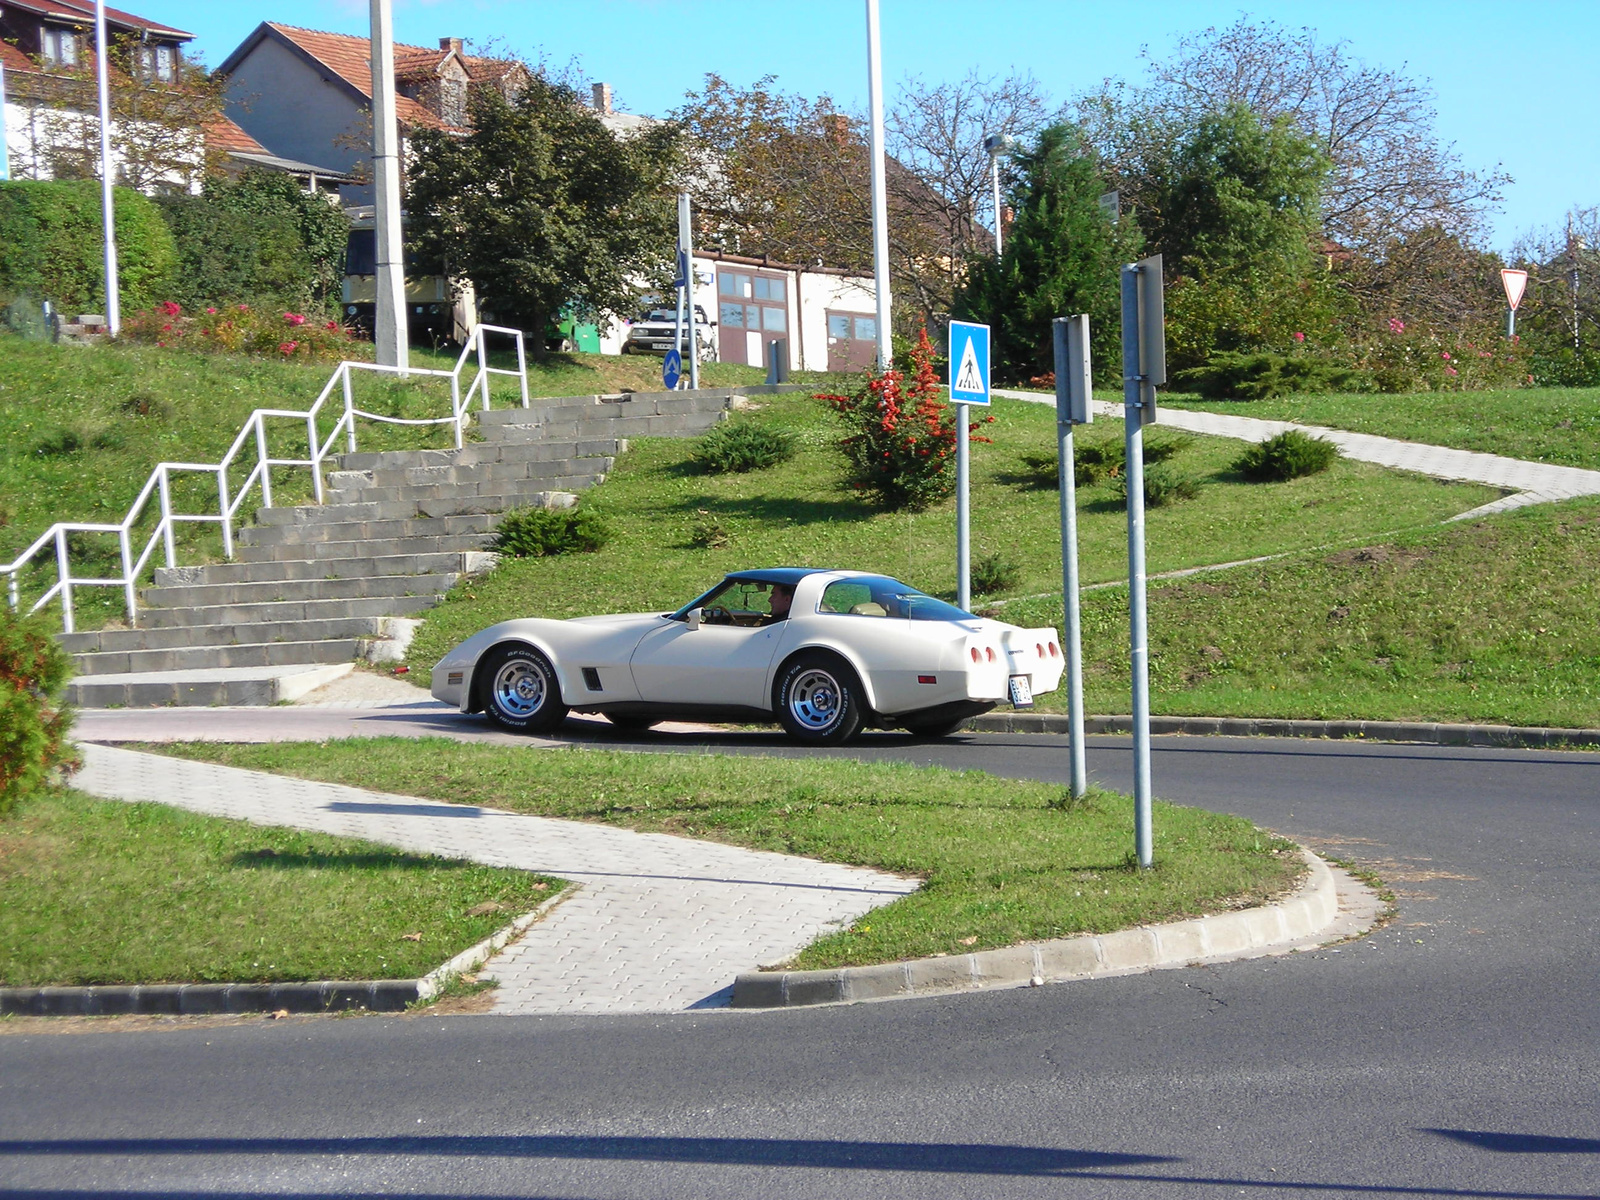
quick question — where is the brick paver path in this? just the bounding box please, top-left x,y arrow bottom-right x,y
994,390 -> 1600,521
74,745 -> 917,1015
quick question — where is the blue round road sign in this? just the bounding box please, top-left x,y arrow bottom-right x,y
662,348 -> 683,390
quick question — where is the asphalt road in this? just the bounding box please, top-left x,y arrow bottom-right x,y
4,717 -> 1597,1199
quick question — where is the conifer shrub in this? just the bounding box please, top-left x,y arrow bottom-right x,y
1234,430 -> 1340,482
689,421 -> 796,474
0,606 -> 77,818
493,506 -> 613,558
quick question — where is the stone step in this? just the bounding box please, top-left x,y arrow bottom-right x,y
66,663 -> 354,709
477,389 -> 735,426
233,531 -> 500,563
153,551 -> 497,588
72,637 -> 365,677
134,593 -> 439,630
237,512 -> 498,548
332,438 -> 620,480
485,412 -> 722,443
59,614 -> 401,655
249,479 -> 599,530
323,460 -> 612,504
139,570 -> 461,611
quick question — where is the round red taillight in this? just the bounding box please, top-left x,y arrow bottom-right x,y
985,646 -> 996,662
1036,642 -> 1046,657
970,647 -> 981,663
1049,641 -> 1060,657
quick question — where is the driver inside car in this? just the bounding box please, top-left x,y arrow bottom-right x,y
762,583 -> 794,624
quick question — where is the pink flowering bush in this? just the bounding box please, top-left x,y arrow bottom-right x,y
123,303 -> 355,361
1352,318 -> 1531,393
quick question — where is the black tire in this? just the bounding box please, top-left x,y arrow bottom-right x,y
774,652 -> 866,745
902,717 -> 966,739
603,714 -> 660,734
480,644 -> 568,733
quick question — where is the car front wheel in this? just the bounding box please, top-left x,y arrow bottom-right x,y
775,652 -> 865,745
481,644 -> 568,733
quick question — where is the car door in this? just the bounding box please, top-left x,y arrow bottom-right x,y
629,620 -> 786,709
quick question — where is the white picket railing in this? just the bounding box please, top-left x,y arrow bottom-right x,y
2,324 -> 529,633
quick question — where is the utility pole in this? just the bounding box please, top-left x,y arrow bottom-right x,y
94,0 -> 120,335
865,0 -> 892,371
370,0 -> 409,373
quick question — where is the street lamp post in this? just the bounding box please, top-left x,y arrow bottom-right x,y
983,133 -> 1015,258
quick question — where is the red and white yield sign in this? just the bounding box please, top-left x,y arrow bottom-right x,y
1501,268 -> 1529,310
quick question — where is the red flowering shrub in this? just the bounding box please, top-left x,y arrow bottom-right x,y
818,327 -> 990,511
123,303 -> 355,361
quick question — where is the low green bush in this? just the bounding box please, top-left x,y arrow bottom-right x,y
0,180 -> 176,315
689,421 -> 797,474
1176,351 -> 1366,401
1022,434 -> 1192,490
1234,430 -> 1340,482
493,506 -> 612,558
1116,463 -> 1202,507
971,551 -> 1023,596
0,607 -> 77,817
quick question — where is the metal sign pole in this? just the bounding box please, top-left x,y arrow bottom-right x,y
679,194 -> 700,390
864,0 -> 893,372
94,0 -> 120,335
1121,265 -> 1153,868
956,402 -> 971,611
1053,316 -> 1091,799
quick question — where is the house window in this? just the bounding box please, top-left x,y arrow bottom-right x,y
440,79 -> 467,127
138,44 -> 179,82
41,27 -> 79,66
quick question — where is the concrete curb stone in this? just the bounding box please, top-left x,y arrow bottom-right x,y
732,849 -> 1345,1009
965,712 -> 1600,749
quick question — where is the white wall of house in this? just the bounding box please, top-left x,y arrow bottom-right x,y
796,272 -> 877,372
1,94 -> 202,191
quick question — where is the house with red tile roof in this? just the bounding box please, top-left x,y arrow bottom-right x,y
216,23 -> 528,204
0,1 -> 347,190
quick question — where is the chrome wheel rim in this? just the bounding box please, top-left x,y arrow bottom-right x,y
492,659 -> 545,718
788,668 -> 842,731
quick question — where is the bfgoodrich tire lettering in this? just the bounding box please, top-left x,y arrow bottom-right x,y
481,644 -> 568,733
775,652 -> 865,745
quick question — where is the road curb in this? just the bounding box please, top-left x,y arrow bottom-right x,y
732,849 -> 1345,1009
0,894 -> 571,1018
964,712 -> 1600,749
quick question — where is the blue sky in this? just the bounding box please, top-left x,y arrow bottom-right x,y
159,0 -> 1598,252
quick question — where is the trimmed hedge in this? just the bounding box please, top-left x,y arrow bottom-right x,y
1234,430 -> 1340,482
689,421 -> 796,474
0,606 -> 77,818
493,506 -> 613,558
0,180 -> 177,316
1176,351 -> 1366,401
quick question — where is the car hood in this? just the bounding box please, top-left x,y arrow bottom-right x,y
566,612 -> 673,631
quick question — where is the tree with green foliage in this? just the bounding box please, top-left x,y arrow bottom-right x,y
1151,104 -> 1340,369
953,124 -> 1141,383
0,179 -> 176,315
0,606 -> 76,818
406,75 -> 682,355
155,170 -> 350,310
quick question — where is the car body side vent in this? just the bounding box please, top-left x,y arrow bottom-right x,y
581,667 -> 603,691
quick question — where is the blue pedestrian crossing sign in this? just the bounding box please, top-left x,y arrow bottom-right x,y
662,348 -> 683,390
948,320 -> 991,405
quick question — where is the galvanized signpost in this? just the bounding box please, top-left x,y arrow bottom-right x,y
948,320 -> 992,612
1121,255 -> 1164,868
1052,315 -> 1092,800
1502,268 -> 1529,340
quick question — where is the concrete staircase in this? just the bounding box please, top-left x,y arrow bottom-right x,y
61,388 -> 747,707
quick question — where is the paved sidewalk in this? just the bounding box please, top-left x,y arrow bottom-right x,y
74,744 -> 917,1015
993,389 -> 1600,521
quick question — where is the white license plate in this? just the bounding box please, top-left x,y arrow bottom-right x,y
1008,674 -> 1034,708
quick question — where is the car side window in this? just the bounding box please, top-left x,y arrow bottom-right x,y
820,581 -> 889,617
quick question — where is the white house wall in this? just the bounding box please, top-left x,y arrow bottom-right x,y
797,272 -> 875,371
1,95 -> 201,192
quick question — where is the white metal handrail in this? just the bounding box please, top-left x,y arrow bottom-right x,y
2,324 -> 529,633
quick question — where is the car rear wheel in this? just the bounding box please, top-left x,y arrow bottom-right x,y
482,644 -> 568,733
775,652 -> 865,745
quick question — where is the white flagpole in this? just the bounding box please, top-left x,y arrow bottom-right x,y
94,0 -> 120,334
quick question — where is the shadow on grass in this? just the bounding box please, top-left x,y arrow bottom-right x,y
679,493 -> 877,527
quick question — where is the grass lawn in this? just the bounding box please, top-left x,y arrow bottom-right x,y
1003,496 -> 1600,729
0,334 -> 781,630
1162,386 -> 1600,473
0,787 -> 563,988
159,738 -> 1304,971
404,390 -> 1494,671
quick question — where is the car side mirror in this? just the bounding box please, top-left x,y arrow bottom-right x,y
686,607 -> 703,630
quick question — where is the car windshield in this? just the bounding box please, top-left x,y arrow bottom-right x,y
670,577 -> 790,626
638,310 -> 677,323
817,576 -> 973,621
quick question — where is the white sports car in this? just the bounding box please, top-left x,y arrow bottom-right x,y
430,568 -> 1065,744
